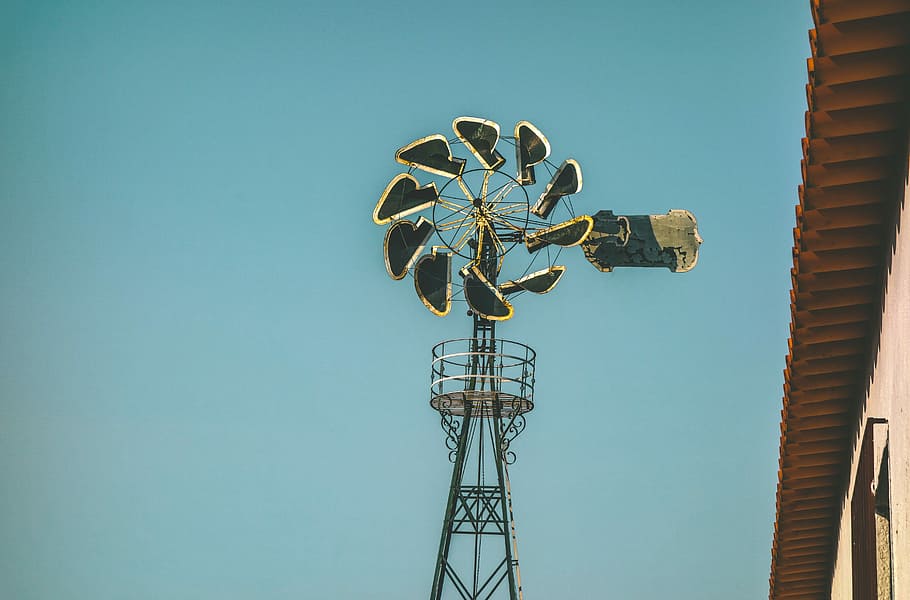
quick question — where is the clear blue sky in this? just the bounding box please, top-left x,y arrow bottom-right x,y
1,1 -> 812,598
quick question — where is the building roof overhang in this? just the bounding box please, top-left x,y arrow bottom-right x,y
769,1 -> 910,598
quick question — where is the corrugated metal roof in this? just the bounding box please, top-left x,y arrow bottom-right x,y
769,1 -> 910,598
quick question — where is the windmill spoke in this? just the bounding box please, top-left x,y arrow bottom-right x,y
480,170 -> 492,204
435,210 -> 476,232
456,176 -> 475,204
486,182 -> 516,209
523,215 -> 556,228
438,206 -> 474,224
452,222 -> 477,252
487,224 -> 506,255
438,197 -> 470,212
487,213 -> 526,233
435,204 -> 474,228
489,203 -> 528,216
485,223 -> 509,275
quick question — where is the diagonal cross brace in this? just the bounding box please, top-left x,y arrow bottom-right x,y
452,485 -> 507,535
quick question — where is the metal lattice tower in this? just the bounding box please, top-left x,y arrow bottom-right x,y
428,234 -> 532,600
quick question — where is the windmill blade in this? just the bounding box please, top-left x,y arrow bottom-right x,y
373,173 -> 438,224
453,116 -> 506,171
396,134 -> 467,178
384,217 -> 435,280
461,264 -> 513,321
530,159 -> 582,218
525,215 -> 594,253
414,248 -> 452,316
514,121 -> 550,185
499,266 -> 566,295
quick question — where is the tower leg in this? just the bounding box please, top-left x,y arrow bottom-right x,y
430,405 -> 473,599
492,410 -> 521,600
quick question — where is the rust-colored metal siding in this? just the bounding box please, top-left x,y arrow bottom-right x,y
850,424 -> 877,600
769,1 -> 910,598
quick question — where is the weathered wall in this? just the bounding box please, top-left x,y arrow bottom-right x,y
830,155 -> 910,599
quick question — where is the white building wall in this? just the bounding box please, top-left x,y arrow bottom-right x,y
830,158 -> 910,599
831,502 -> 850,598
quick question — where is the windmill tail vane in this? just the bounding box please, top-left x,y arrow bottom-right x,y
371,116 -> 701,599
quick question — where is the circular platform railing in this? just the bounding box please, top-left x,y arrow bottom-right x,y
430,338 -> 536,417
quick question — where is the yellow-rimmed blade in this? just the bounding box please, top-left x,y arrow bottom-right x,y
373,173 -> 438,224
461,264 -> 513,321
530,159 -> 582,218
396,134 -> 466,178
414,248 -> 452,316
499,266 -> 566,295
453,116 -> 505,171
384,217 -> 434,280
514,121 -> 550,185
525,215 -> 594,253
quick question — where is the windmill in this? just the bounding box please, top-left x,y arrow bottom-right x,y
372,117 -> 701,599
